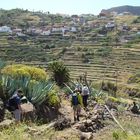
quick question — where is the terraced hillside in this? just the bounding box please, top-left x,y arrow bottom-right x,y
0,12 -> 140,85
62,40 -> 140,83
1,32 -> 140,85
0,33 -> 71,62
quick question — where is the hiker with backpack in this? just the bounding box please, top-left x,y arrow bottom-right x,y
71,89 -> 83,122
131,101 -> 140,114
81,84 -> 90,109
7,89 -> 23,123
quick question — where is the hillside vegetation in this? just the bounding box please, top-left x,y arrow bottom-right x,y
0,8 -> 140,140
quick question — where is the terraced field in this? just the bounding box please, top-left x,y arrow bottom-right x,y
0,33 -> 140,85
62,40 -> 140,84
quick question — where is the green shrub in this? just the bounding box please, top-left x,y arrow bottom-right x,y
96,47 -> 112,57
132,16 -> 140,24
77,46 -> 82,51
123,44 -> 132,48
47,90 -> 60,107
1,64 -> 48,81
107,96 -> 120,103
128,73 -> 140,84
113,131 -> 140,140
102,81 -> 117,97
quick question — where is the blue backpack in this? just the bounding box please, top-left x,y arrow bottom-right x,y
72,94 -> 79,105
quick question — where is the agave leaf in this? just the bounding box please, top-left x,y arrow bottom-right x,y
31,82 -> 54,105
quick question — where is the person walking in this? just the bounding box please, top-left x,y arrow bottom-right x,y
71,89 -> 83,122
81,84 -> 90,109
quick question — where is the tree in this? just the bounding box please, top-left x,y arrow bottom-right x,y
48,61 -> 70,87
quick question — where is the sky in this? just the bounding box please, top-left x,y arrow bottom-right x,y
1,0 -> 140,15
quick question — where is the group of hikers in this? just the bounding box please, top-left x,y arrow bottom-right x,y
6,83 -> 140,124
6,84 -> 90,124
71,84 -> 90,122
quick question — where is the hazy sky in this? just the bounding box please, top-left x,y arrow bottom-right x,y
1,0 -> 140,15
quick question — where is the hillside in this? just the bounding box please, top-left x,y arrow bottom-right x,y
0,9 -> 64,27
101,5 -> 140,15
0,9 -> 140,140
0,10 -> 140,85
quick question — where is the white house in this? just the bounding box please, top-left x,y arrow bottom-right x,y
62,26 -> 70,36
0,26 -> 12,33
71,27 -> 77,32
105,22 -> 115,29
41,30 -> 51,36
52,27 -> 62,32
16,32 -> 26,37
13,28 -> 22,33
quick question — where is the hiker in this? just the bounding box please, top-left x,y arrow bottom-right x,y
81,84 -> 90,109
71,89 -> 83,122
8,89 -> 23,123
131,102 -> 140,114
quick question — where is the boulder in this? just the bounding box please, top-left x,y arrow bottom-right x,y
54,117 -> 71,130
80,132 -> 93,140
0,119 -> 13,129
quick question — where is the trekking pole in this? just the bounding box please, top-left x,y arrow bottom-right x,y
104,105 -> 126,132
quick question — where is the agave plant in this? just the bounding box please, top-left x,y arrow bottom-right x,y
27,80 -> 54,105
0,59 -> 6,71
0,75 -> 54,105
90,88 -> 107,99
1,75 -> 30,95
0,75 -> 16,100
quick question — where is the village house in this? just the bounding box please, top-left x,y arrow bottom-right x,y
52,26 -> 62,32
71,26 -> 77,32
16,32 -> 27,38
12,28 -> 22,33
105,21 -> 115,30
0,26 -> 12,33
41,30 -> 51,36
27,28 -> 42,35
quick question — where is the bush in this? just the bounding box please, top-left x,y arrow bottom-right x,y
128,73 -> 140,84
132,16 -> 140,24
96,47 -> 112,57
123,44 -> 132,48
101,81 -> 117,97
47,90 -> 60,107
107,96 -> 120,104
1,64 -> 47,81
113,131 -> 140,140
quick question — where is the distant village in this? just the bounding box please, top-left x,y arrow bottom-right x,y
0,10 -> 140,44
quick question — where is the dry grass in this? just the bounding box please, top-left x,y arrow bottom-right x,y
115,15 -> 138,24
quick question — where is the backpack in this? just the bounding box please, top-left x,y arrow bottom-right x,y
72,94 -> 79,106
6,97 -> 18,111
82,86 -> 89,95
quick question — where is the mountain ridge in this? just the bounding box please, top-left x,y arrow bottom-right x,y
101,5 -> 140,15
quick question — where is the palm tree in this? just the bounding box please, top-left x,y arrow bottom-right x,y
48,61 -> 70,87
